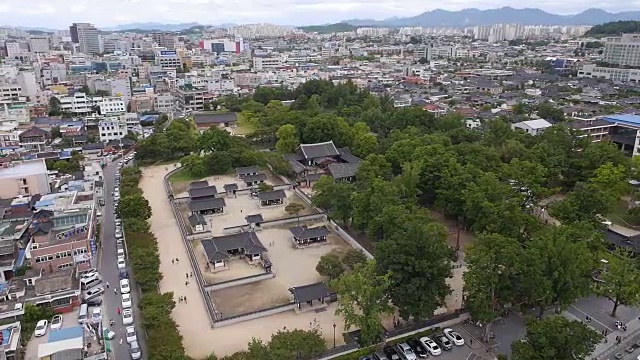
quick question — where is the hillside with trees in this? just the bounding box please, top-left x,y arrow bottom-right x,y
299,23 -> 358,33
585,20 -> 640,37
136,80 -> 639,359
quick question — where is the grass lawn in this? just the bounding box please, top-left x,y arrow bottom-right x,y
168,167 -> 200,183
608,199 -> 640,227
234,112 -> 256,135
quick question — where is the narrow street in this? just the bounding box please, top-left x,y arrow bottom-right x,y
99,158 -> 148,359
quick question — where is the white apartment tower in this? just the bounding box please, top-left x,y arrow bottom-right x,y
603,34 -> 640,67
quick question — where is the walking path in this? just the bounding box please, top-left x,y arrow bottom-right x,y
589,317 -> 640,359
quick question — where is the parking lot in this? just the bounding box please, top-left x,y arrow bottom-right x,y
24,312 -> 94,360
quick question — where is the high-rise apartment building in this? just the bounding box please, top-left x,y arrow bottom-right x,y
28,36 -> 50,53
603,34 -> 640,67
69,23 -> 100,55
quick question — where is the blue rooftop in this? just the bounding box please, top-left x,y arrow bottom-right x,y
602,114 -> 640,127
48,326 -> 83,343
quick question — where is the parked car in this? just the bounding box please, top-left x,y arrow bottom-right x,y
117,258 -> 126,269
91,307 -> 101,322
396,342 -> 417,360
406,338 -> 428,358
358,356 -> 373,360
130,340 -> 142,360
84,297 -> 102,306
443,328 -> 464,346
372,351 -> 388,360
83,286 -> 105,300
115,229 -> 123,239
119,269 -> 129,280
383,345 -> 401,360
419,337 -> 441,356
122,293 -> 132,308
122,309 -> 134,325
34,320 -> 48,337
80,268 -> 98,278
433,334 -> 453,351
50,315 -> 63,330
120,279 -> 130,294
125,326 -> 137,343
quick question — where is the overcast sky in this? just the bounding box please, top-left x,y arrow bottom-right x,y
0,0 -> 635,29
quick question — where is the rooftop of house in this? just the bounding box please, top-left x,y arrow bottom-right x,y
298,141 -> 340,160
193,112 -> 238,125
0,159 -> 47,179
201,231 -> 267,261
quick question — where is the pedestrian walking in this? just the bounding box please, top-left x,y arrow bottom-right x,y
190,272 -> 193,277
184,296 -> 187,304
172,259 -> 175,265
470,338 -> 473,346
186,272 -> 189,279
117,307 -> 121,315
185,280 -> 188,286
176,258 -> 179,263
119,338 -> 123,346
105,282 -> 109,288
114,288 -> 118,295
178,296 -> 182,303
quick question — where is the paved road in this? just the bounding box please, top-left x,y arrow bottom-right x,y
99,158 -> 147,360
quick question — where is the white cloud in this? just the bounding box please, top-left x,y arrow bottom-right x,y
0,0 -> 636,28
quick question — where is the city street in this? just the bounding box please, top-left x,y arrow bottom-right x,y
98,157 -> 147,360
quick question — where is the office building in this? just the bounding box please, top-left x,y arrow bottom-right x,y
0,159 -> 50,198
98,97 -> 126,114
155,50 -> 182,69
578,64 -> 640,82
69,23 -> 100,55
603,34 -> 640,67
4,42 -> 21,57
58,92 -> 93,115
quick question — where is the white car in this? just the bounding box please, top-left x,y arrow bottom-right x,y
117,258 -> 126,269
115,230 -> 123,239
420,336 -> 441,356
396,342 -> 417,360
34,320 -> 48,337
114,218 -> 121,226
91,307 -> 101,322
122,293 -> 132,308
81,268 -> 98,278
120,279 -> 130,294
443,328 -> 464,346
130,340 -> 142,359
50,315 -> 62,330
125,326 -> 137,343
122,308 -> 134,325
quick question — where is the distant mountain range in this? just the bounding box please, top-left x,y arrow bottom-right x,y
343,7 -> 640,27
6,7 -> 640,33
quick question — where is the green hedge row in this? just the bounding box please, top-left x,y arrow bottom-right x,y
119,166 -> 188,359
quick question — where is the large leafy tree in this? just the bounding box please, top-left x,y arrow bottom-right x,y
464,233 -> 523,342
197,127 -> 232,153
245,329 -> 327,360
511,316 -> 601,360
519,225 -> 595,317
118,193 -> 152,221
331,261 -> 393,346
376,221 -> 453,320
596,248 -> 640,317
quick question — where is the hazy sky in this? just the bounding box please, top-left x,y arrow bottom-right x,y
0,0 -> 635,29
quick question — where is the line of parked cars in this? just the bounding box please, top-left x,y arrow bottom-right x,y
114,155 -> 141,360
359,328 -> 465,360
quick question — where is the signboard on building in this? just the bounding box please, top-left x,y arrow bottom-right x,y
160,50 -> 177,56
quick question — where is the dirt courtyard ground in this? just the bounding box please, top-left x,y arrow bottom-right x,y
209,225 -> 349,317
141,165 -> 347,358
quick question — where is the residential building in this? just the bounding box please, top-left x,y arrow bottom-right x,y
4,42 -> 21,57
567,117 -> 615,142
252,56 -> 283,71
603,33 -> 640,67
28,36 -> 49,53
154,94 -> 175,112
98,114 -> 127,142
152,33 -> 176,50
98,97 -> 126,114
175,87 -> 206,112
59,92 -> 93,115
129,95 -> 154,113
0,159 -> 51,198
69,23 -> 100,55
94,78 -> 132,103
0,85 -> 21,101
18,127 -> 49,152
0,102 -> 29,124
0,129 -> 20,153
28,201 -> 96,274
511,119 -> 553,135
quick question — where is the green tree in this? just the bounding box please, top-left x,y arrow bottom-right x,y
119,193 -> 152,220
376,220 -> 452,320
464,233 -> 523,342
197,127 -> 231,153
341,248 -> 367,270
284,202 -> 305,226
123,218 -> 151,233
139,292 -> 186,359
80,85 -> 91,94
520,225 -> 595,317
316,253 -> 344,280
596,248 -> 640,316
50,126 -> 62,139
180,154 -> 207,177
48,96 -> 62,116
267,329 -> 327,359
275,124 -> 300,153
331,261 -> 393,346
352,178 -> 398,232
511,316 -> 601,360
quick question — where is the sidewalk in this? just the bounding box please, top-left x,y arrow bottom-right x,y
589,317 -> 640,359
